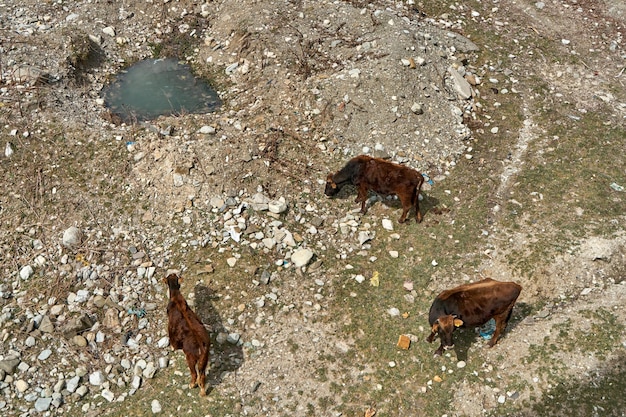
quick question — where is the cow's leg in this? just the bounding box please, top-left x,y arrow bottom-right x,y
356,185 -> 369,214
414,188 -> 423,223
196,347 -> 210,397
398,194 -> 412,223
434,342 -> 444,356
185,351 -> 199,388
488,307 -> 514,347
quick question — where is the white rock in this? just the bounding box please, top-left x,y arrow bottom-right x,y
151,399 -> 162,413
5,142 -> 14,158
268,198 -> 288,214
389,251 -> 399,258
66,376 -> 80,393
457,360 -> 466,368
199,125 -> 216,134
448,66 -> 472,99
227,257 -> 237,267
388,307 -> 400,316
157,337 -> 169,348
89,370 -> 106,386
358,231 -> 373,245
101,389 -> 115,402
102,26 -> 116,37
382,219 -> 394,230
132,375 -> 142,390
19,265 -> 34,280
355,274 -> 365,283
291,248 -> 314,267
62,226 -> 81,247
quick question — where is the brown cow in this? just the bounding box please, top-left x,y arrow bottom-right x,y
165,273 -> 211,396
324,155 -> 424,223
426,278 -> 522,356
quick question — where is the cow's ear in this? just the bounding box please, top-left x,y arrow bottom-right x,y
453,318 -> 464,327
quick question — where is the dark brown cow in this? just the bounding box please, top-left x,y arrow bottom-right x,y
426,278 -> 522,356
324,155 -> 424,223
165,273 -> 211,396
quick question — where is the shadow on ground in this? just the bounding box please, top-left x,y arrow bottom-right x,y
193,284 -> 244,388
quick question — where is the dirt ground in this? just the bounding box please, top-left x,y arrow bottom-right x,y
1,0 -> 625,416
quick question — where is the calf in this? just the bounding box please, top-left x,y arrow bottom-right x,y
426,278 -> 522,356
324,155 -> 424,223
165,273 -> 211,396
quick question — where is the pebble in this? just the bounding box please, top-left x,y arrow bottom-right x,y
34,397 -> 52,412
291,248 -> 314,267
62,226 -> 81,247
18,265 -> 35,283
38,349 -> 52,361
15,380 -> 29,393
151,399 -> 162,413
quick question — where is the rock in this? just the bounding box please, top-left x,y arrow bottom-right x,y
15,380 -> 29,393
132,375 -> 142,390
358,231 -> 373,245
89,370 -> 106,386
19,265 -> 34,280
62,226 -> 82,247
388,307 -> 400,316
142,362 -> 157,379
410,102 -> 424,115
0,356 -> 21,374
448,66 -> 472,99
226,333 -> 241,344
38,349 -> 52,361
382,219 -> 394,230
66,376 -> 81,393
291,248 -> 314,267
62,314 -> 95,338
102,26 -> 116,37
199,125 -> 216,134
268,198 -> 288,214
101,389 -> 115,402
34,397 -> 53,412
151,399 -> 162,413
38,315 -> 54,333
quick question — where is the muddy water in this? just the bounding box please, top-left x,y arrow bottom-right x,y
102,58 -> 220,123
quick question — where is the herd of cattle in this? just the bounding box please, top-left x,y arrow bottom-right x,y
166,155 -> 522,396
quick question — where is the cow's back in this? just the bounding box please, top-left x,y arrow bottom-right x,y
431,279 -> 522,327
359,158 -> 419,193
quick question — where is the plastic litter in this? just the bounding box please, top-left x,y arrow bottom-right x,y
127,307 -> 146,318
422,173 -> 435,185
479,318 -> 496,340
609,182 -> 624,192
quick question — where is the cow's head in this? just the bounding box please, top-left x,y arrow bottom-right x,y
324,174 -> 340,196
164,273 -> 182,291
427,315 -> 463,352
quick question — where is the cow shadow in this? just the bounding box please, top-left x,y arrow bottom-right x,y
193,284 -> 244,391
452,302 -> 532,361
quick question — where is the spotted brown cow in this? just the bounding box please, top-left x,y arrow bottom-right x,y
426,278 -> 522,356
324,155 -> 425,223
165,273 -> 211,396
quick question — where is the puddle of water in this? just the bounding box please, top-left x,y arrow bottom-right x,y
101,58 -> 221,123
